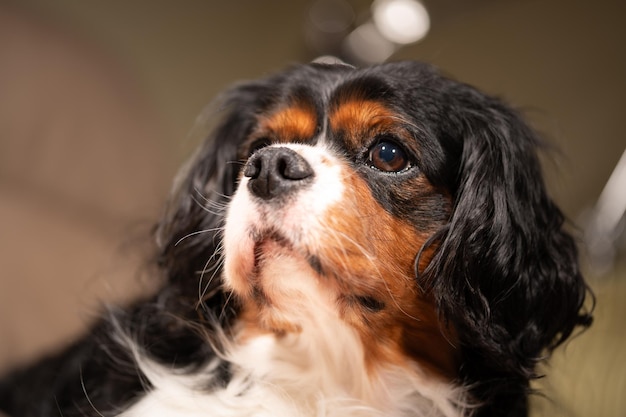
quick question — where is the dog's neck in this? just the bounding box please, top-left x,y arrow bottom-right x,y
226,256 -> 466,416
119,265 -> 466,417
227,295 -> 466,417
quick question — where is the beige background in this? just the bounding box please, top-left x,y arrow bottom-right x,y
0,1 -> 624,416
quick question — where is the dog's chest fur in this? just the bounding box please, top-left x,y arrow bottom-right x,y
121,338 -> 461,417
120,267 -> 462,417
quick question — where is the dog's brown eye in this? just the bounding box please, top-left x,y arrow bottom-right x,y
369,141 -> 409,172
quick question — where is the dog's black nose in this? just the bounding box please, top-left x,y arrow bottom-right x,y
244,147 -> 314,200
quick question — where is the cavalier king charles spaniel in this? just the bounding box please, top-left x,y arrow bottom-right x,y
0,60 -> 592,417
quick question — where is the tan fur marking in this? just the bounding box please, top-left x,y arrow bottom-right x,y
260,104 -> 317,143
329,99 -> 401,149
318,170 -> 458,379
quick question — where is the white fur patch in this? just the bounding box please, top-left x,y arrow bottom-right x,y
119,314 -> 467,417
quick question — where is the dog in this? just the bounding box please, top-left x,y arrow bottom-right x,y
0,60 -> 592,417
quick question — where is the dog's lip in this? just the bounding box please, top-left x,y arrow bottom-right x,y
253,234 -> 287,262
251,228 -> 290,246
248,228 -> 325,276
250,228 -> 293,262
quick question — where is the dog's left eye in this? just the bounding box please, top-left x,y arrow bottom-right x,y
368,140 -> 409,172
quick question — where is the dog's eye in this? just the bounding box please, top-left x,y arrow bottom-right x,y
368,140 -> 409,172
247,138 -> 271,157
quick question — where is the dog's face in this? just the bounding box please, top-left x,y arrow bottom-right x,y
222,88 -> 456,374
157,61 -> 591,410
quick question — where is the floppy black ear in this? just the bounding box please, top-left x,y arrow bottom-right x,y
422,87 -> 592,412
155,83 -> 271,289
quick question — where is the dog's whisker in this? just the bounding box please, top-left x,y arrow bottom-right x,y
199,258 -> 225,304
175,227 -> 224,247
324,227 -> 360,274
192,195 -> 230,216
197,252 -> 225,307
79,366 -> 106,417
226,160 -> 245,166
197,258 -> 218,303
192,186 -> 232,205
325,213 -> 423,321
324,226 -> 383,289
219,290 -> 235,322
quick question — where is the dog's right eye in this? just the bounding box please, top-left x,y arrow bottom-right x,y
368,140 -> 410,173
247,138 -> 272,157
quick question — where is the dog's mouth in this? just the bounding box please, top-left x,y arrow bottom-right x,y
228,223 -> 343,332
251,230 -> 290,269
250,228 -> 322,277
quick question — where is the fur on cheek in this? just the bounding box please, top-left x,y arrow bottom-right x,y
314,170 -> 459,378
222,183 -> 258,298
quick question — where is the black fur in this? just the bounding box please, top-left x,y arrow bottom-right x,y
0,61 -> 592,417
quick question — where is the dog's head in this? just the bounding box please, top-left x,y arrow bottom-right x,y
155,61 -> 591,412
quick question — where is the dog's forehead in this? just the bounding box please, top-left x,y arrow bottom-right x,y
256,68 -> 408,148
327,95 -> 401,150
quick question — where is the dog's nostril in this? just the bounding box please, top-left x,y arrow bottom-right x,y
243,155 -> 262,179
245,147 -> 314,200
277,153 -> 313,181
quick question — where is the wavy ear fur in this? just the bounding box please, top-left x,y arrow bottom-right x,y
422,85 -> 592,415
157,86 -> 263,285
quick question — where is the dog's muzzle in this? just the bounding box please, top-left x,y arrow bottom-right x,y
244,147 -> 314,200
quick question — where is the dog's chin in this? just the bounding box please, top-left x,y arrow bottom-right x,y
230,232 -> 336,333
252,232 -> 321,278
223,197 -> 334,329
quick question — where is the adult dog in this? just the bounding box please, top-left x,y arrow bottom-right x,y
0,60 -> 592,417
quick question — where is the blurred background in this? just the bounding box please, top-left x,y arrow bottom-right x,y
0,0 -> 624,415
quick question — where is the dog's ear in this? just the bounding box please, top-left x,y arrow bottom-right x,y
155,83 -> 268,291
422,88 -> 592,382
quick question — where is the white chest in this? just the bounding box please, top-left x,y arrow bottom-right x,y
119,328 -> 465,417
